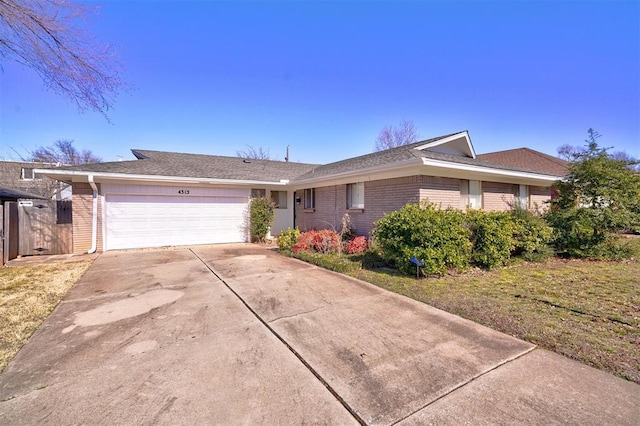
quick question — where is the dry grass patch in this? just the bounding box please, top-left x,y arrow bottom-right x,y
0,261 -> 92,372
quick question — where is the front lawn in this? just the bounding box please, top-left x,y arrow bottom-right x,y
0,262 -> 92,372
291,249 -> 640,383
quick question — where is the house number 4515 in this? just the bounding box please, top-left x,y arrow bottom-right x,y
178,190 -> 190,194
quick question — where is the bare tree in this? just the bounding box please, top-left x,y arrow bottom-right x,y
611,151 -> 640,172
29,139 -> 102,165
374,120 -> 419,151
236,145 -> 273,160
0,0 -> 124,118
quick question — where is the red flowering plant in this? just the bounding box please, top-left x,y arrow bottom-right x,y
345,235 -> 368,254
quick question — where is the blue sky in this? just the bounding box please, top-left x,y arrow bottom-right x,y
1,0 -> 638,164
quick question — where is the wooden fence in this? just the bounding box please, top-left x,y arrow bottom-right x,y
2,202 -> 19,265
1,200 -> 72,264
18,200 -> 72,256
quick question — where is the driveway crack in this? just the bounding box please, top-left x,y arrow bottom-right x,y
268,306 -> 326,323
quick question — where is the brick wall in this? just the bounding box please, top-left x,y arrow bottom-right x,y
530,186 -> 552,211
72,182 -> 103,253
296,175 -> 459,236
419,176 -> 463,208
482,182 -> 517,211
297,178 -> 553,236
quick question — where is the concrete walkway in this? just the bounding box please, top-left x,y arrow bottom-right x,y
1,244 -> 638,424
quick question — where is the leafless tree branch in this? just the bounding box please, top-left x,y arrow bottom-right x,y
374,120 -> 419,151
29,139 -> 102,164
236,145 -> 273,160
0,0 -> 125,119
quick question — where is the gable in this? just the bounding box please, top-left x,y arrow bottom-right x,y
413,131 -> 476,158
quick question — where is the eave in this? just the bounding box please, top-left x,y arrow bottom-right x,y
34,169 -> 289,187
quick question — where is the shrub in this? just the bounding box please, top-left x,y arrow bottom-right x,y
292,231 -> 314,253
509,208 -> 553,260
293,230 -> 342,254
249,197 -> 275,242
345,236 -> 368,254
548,208 -> 634,259
373,202 -> 471,276
466,210 -> 516,269
278,227 -> 300,252
312,229 -> 342,253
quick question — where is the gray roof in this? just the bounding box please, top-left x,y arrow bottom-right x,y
58,149 -> 318,182
0,185 -> 48,200
292,132 -> 562,182
46,133 -> 565,184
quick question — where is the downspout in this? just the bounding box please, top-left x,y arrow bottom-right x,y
88,175 -> 98,254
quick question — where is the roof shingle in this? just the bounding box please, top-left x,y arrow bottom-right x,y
59,149 -> 318,182
477,148 -> 568,176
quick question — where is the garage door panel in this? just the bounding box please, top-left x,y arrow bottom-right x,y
105,193 -> 249,250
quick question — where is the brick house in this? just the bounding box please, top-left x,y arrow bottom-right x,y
38,131 -> 567,253
292,132 -> 566,236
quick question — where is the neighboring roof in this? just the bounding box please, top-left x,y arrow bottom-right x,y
0,185 -> 48,200
52,150 -> 318,183
477,148 -> 568,177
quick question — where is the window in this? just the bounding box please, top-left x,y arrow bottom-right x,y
516,184 -> 529,209
304,188 -> 315,210
270,191 -> 287,209
251,188 -> 266,198
21,167 -> 43,180
468,180 -> 482,209
347,182 -> 364,209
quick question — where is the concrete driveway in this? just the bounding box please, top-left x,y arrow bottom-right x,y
1,244 -> 638,425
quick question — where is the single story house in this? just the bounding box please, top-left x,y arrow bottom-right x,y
37,131 -> 567,253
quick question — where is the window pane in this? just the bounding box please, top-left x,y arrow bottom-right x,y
347,182 -> 364,209
469,180 -> 482,209
271,191 -> 287,209
304,188 -> 314,209
251,188 -> 266,198
22,168 -> 34,179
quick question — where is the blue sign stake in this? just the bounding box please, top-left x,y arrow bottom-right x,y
410,256 -> 424,277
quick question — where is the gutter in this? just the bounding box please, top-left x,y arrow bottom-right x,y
34,169 -> 288,186
88,175 -> 98,254
420,158 -> 563,182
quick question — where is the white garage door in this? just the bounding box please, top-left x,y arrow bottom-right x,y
105,193 -> 249,250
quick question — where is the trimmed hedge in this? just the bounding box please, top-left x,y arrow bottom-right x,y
373,202 -> 472,276
372,202 -> 553,276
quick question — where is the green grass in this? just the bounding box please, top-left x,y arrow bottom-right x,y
287,242 -> 640,383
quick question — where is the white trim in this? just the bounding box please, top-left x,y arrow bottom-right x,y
34,169 -> 287,186
101,192 -> 107,252
420,158 -> 561,182
413,131 -> 476,158
87,175 -> 98,254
